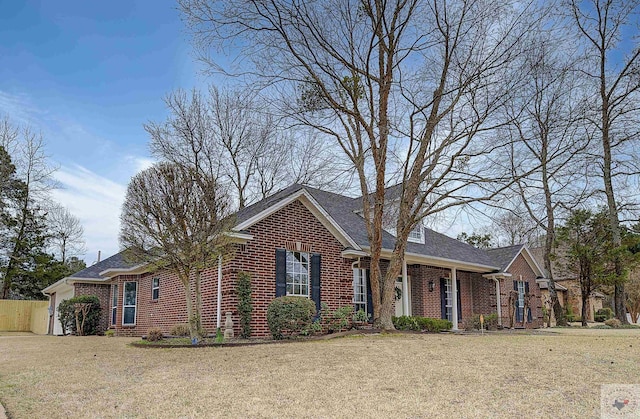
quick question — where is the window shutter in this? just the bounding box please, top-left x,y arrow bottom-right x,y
310,253 -> 321,312
525,282 -> 532,322
440,278 -> 447,320
456,279 -> 462,321
275,249 -> 286,297
366,270 -> 373,321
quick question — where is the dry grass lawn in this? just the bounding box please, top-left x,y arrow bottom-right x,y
1,329 -> 639,418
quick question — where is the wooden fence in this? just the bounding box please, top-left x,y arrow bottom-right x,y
0,300 -> 49,334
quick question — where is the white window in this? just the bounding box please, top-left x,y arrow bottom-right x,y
408,224 -> 424,244
152,278 -> 159,301
123,281 -> 137,326
444,278 -> 453,321
111,284 -> 118,326
353,268 -> 367,313
286,251 -> 310,297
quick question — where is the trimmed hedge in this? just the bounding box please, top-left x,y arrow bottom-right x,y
392,316 -> 452,333
267,296 -> 316,339
57,295 -> 102,336
595,307 -> 614,322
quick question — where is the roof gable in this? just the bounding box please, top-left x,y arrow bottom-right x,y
487,244 -> 544,277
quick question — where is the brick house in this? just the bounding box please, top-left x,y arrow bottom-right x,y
43,184 -> 545,337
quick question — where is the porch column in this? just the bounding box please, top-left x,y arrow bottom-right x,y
216,254 -> 222,330
402,259 -> 409,316
494,277 -> 502,327
451,267 -> 459,331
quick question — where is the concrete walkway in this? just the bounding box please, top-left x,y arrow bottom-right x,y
0,402 -> 7,419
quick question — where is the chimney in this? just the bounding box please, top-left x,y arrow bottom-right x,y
97,250 -> 101,263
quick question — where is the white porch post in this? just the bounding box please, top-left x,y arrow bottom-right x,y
494,276 -> 502,327
216,254 -> 222,330
451,267 -> 459,331
402,259 -> 409,316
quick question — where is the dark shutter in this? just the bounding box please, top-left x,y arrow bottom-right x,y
275,249 -> 286,297
310,254 -> 321,312
514,280 -> 522,323
366,270 -> 373,321
456,279 -> 462,321
440,278 -> 447,320
525,282 -> 532,322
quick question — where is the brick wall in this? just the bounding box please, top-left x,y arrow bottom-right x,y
73,283 -> 111,334
499,254 -> 543,328
109,199 -> 354,338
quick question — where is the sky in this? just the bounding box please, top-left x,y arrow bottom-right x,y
0,0 -> 210,263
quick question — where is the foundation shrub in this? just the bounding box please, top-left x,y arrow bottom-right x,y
147,328 -> 163,342
267,296 -> 316,340
170,324 -> 190,337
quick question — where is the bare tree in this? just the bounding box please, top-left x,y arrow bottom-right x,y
120,162 -> 234,340
503,34 -> 590,326
46,204 -> 86,263
0,117 -> 56,299
148,87 -> 347,209
569,0 -> 640,323
180,0 -> 540,328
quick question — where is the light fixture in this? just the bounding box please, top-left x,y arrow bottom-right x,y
428,280 -> 434,292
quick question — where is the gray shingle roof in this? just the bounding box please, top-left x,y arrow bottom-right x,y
70,183 -> 504,282
486,244 -> 525,272
69,251 -> 137,279
254,184 -> 499,269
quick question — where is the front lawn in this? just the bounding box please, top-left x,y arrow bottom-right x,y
1,329 -> 638,418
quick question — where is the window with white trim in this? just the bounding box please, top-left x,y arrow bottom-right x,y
444,278 -> 453,321
123,281 -> 137,326
152,278 -> 159,301
408,224 -> 424,243
517,280 -> 525,320
353,268 -> 367,313
111,284 -> 118,326
286,251 -> 309,296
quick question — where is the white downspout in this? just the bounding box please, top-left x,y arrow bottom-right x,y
402,259 -> 409,316
451,267 -> 458,331
492,276 -> 502,327
216,254 -> 222,330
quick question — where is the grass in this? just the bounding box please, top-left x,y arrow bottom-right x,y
1,329 -> 639,418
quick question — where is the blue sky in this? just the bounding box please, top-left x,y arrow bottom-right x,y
0,0 -> 209,262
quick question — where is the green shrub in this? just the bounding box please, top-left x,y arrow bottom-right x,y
267,296 -> 316,339
147,328 -> 163,342
418,317 -> 452,332
605,318 -> 622,328
170,324 -> 190,336
466,313 -> 499,331
353,309 -> 370,323
237,271 -> 253,338
596,308 -> 614,320
594,314 -> 607,322
319,303 -> 353,333
104,330 -> 115,337
57,295 -> 102,336
392,315 -> 420,331
392,316 -> 452,332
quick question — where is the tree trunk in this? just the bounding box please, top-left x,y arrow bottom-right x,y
194,270 -> 204,336
581,292 -> 588,327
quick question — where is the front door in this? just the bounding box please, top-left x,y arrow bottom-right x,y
395,276 -> 411,317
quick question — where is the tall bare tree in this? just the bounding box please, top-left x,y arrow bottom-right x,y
569,0 -> 640,322
180,0 -> 540,328
46,204 -> 86,263
0,117 -> 56,299
120,162 -> 234,339
504,35 -> 589,326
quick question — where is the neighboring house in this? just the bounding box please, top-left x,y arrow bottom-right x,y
530,247 -> 605,323
43,184 -> 545,337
